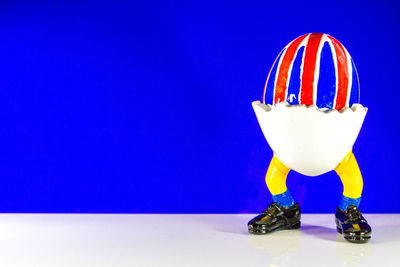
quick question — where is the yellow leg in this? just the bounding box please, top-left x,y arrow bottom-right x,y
334,151 -> 363,199
265,155 -> 290,195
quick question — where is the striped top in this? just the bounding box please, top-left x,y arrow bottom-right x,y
262,33 -> 360,110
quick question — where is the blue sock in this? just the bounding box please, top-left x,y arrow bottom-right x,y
339,195 -> 361,211
272,190 -> 295,207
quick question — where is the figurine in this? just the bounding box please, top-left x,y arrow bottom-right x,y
248,33 -> 371,243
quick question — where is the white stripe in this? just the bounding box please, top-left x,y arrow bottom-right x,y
344,47 -> 353,107
285,36 -> 309,103
312,34 -> 326,104
352,58 -> 361,103
327,37 -> 339,109
298,34 -> 311,104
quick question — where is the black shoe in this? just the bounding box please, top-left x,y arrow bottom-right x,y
335,205 -> 371,243
248,202 -> 301,234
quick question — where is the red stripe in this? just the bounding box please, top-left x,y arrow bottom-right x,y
300,33 -> 323,105
262,60 -> 275,104
328,36 -> 349,110
263,48 -> 284,104
274,34 -> 307,104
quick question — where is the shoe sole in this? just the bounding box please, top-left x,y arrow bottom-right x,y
336,226 -> 371,244
248,221 -> 301,235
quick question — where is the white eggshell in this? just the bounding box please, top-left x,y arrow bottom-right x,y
252,101 -> 367,176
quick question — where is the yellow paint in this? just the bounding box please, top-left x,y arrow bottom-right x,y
334,151 -> 363,199
352,224 -> 361,231
265,151 -> 363,199
265,155 -> 290,195
260,215 -> 270,222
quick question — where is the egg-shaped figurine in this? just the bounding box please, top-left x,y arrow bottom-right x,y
249,33 -> 371,244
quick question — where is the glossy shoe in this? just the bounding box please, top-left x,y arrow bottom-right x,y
248,202 -> 301,234
335,205 -> 371,243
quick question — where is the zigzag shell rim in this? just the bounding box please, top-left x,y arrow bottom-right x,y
252,101 -> 367,114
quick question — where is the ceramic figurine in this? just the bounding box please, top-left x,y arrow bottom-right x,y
248,33 -> 371,243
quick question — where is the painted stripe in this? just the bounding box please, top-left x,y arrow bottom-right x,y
312,34 -> 326,104
300,33 -> 323,105
286,46 -> 305,105
326,38 -> 339,109
272,48 -> 288,104
274,34 -> 308,104
344,47 -> 353,107
328,36 -> 349,110
316,41 -> 336,109
263,48 -> 286,104
349,58 -> 360,106
298,35 -> 310,104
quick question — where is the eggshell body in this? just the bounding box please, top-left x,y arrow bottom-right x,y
253,101 -> 367,176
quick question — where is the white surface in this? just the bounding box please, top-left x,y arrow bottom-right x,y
0,214 -> 398,267
252,101 -> 367,176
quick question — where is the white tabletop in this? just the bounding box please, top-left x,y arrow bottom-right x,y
0,214 -> 398,267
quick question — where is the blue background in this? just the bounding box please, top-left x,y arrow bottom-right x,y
0,1 -> 399,213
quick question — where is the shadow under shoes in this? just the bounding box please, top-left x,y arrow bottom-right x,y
335,205 -> 371,243
248,202 -> 301,234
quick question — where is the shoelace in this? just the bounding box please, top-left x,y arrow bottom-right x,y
345,206 -> 364,222
261,202 -> 281,216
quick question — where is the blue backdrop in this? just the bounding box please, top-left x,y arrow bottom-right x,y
0,1 -> 399,213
